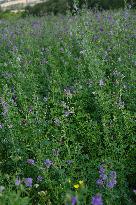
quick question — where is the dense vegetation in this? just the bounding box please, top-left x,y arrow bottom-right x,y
0,8 -> 136,205
25,0 -> 136,15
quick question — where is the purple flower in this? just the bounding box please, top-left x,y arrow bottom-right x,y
0,123 -> 3,129
64,110 -> 74,117
24,178 -> 33,187
107,171 -> 117,188
96,164 -> 107,186
0,98 -> 8,116
15,179 -> 21,186
100,173 -> 107,181
92,194 -> 103,205
44,159 -> 53,168
109,171 -> 116,178
54,118 -> 61,126
27,159 -> 35,165
71,196 -> 77,205
96,179 -> 104,186
93,35 -> 99,41
64,111 -> 71,117
108,16 -> 112,21
66,160 -> 73,165
37,176 -> 43,182
100,27 -> 104,32
107,179 -> 117,189
99,165 -> 105,174
99,79 -> 104,87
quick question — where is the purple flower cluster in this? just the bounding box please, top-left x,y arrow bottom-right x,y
107,171 -> 117,189
66,160 -> 73,165
92,194 -> 103,205
24,178 -> 33,187
54,118 -> 61,126
44,159 -> 53,168
99,79 -> 104,87
96,164 -> 107,186
15,178 -> 21,186
96,164 -> 117,189
27,159 -> 35,165
0,98 -> 9,116
71,196 -> 77,205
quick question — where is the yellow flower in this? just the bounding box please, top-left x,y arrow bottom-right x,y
74,184 -> 79,189
79,180 -> 84,185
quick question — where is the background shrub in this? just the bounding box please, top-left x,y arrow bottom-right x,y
25,0 -> 136,16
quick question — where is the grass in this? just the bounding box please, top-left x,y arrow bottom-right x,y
0,8 -> 136,205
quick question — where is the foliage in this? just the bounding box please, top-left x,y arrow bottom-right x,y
0,8 -> 136,205
25,0 -> 69,16
24,0 -> 136,16
0,10 -> 22,20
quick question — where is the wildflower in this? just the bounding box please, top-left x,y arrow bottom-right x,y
24,178 -> 33,187
27,159 -> 35,165
66,160 -> 73,165
71,196 -> 77,205
99,173 -> 107,181
74,184 -> 79,189
96,179 -> 104,186
109,171 -> 116,178
97,164 -> 107,186
79,180 -> 84,185
15,178 -> 21,186
54,118 -> 61,126
43,97 -> 48,102
118,98 -> 125,109
100,27 -> 104,32
99,164 -> 105,174
99,79 -> 104,87
64,110 -> 74,117
64,111 -> 71,117
0,98 -> 8,116
44,159 -> 53,168
106,171 -> 117,189
64,88 -> 72,97
0,123 -> 3,129
37,176 -> 43,182
107,180 -> 117,189
97,164 -> 117,189
64,86 -> 75,97
92,194 -> 103,205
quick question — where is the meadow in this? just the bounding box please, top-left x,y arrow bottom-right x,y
0,8 -> 136,205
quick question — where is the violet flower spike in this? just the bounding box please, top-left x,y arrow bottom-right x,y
15,178 -> 21,186
44,159 -> 53,168
92,194 -> 103,205
24,178 -> 33,187
71,196 -> 77,205
27,159 -> 35,165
